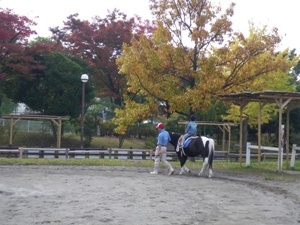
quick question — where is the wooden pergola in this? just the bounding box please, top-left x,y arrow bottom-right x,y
178,121 -> 238,156
218,91 -> 300,171
2,114 -> 70,148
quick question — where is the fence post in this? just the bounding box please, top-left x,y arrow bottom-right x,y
290,144 -> 296,169
65,149 -> 69,159
99,151 -> 104,159
39,150 -> 44,158
54,150 -> 59,158
19,147 -> 23,159
114,149 -> 118,159
128,147 -> 133,159
149,149 -> 153,160
85,150 -> 90,159
108,148 -> 112,159
246,142 -> 251,167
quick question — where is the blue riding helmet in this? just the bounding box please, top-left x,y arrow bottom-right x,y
190,115 -> 195,121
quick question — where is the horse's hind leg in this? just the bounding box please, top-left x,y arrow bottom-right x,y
208,167 -> 213,178
199,157 -> 209,177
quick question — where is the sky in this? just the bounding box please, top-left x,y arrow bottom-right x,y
1,0 -> 299,53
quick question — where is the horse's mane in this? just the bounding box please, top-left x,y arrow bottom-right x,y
168,132 -> 181,147
169,132 -> 181,136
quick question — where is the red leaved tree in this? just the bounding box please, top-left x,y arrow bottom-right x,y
0,8 -> 37,79
50,9 -> 154,106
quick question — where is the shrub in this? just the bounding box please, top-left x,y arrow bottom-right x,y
144,136 -> 156,149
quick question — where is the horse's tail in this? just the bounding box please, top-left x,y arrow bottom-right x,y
208,138 -> 214,169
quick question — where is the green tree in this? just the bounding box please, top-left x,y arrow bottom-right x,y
0,93 -> 18,117
0,46 -> 95,118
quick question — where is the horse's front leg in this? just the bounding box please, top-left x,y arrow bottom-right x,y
199,157 -> 209,177
183,165 -> 191,173
179,165 -> 190,174
179,157 -> 188,175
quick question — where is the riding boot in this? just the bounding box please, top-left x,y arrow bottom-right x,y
168,167 -> 175,175
176,144 -> 180,152
150,162 -> 159,174
178,140 -> 183,149
178,136 -> 183,148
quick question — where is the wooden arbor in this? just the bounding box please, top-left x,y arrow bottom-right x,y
219,91 -> 300,171
2,114 -> 70,148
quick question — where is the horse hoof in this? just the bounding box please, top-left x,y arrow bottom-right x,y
185,169 -> 191,173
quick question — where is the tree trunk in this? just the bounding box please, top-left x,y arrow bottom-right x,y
118,135 -> 125,148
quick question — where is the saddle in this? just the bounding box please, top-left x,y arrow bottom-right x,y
176,134 -> 197,152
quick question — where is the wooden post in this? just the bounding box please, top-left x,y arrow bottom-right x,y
19,147 -> 23,159
227,125 -> 231,161
128,147 -> 133,159
286,107 -> 291,169
114,150 -> 118,159
257,101 -> 261,168
142,151 -> 146,160
39,150 -> 44,158
99,151 -> 104,159
57,118 -> 62,148
85,150 -> 90,158
278,109 -> 283,172
9,117 -> 13,147
65,149 -> 69,159
108,148 -> 111,159
239,102 -> 247,166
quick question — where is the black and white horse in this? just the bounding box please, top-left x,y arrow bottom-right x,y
169,132 -> 214,178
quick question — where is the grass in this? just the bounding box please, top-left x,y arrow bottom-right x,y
91,136 -> 147,149
213,161 -> 300,182
0,157 -> 299,183
1,133 -> 300,182
0,133 -> 148,149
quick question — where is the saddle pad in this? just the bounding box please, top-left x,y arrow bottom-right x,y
183,136 -> 198,148
184,139 -> 192,148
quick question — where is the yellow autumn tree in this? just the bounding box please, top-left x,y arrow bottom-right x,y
114,0 -> 296,134
221,63 -> 297,126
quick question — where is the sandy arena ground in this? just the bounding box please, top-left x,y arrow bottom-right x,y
0,165 -> 299,225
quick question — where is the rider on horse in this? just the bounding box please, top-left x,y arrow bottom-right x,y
178,115 -> 197,150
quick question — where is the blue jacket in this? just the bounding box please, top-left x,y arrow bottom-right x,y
186,121 -> 197,135
157,129 -> 171,146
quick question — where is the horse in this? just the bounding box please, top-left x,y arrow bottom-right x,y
168,132 -> 214,178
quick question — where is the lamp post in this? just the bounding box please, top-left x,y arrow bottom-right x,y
80,74 -> 89,148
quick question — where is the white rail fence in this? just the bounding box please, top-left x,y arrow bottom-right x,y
291,144 -> 300,169
246,142 -> 299,169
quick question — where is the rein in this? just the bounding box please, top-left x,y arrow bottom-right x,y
180,147 -> 187,157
